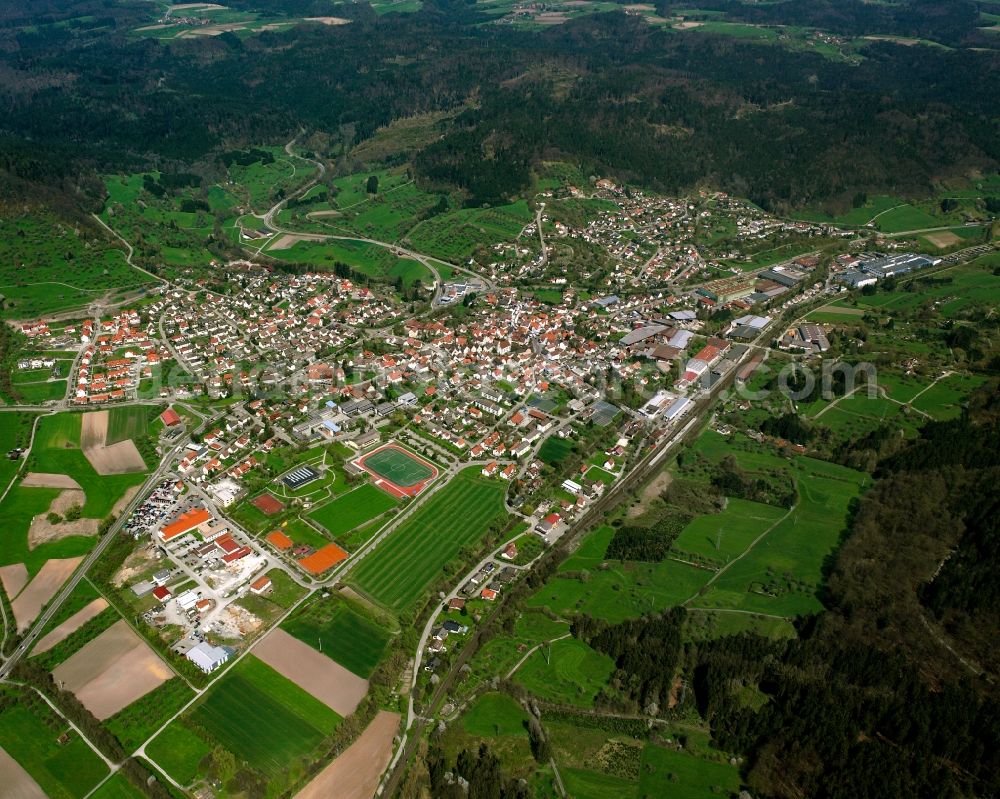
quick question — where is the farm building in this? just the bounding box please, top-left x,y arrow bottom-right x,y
250,575 -> 272,595
160,408 -> 182,426
186,642 -> 230,673
151,586 -> 171,602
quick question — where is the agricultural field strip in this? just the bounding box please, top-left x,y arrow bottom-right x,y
350,475 -> 506,611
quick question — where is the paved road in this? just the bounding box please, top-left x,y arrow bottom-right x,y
0,436 -> 191,678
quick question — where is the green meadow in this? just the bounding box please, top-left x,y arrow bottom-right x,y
0,214 -> 150,318
462,692 -> 530,738
672,498 -> 788,566
695,457 -> 867,616
282,594 -> 392,678
406,200 -> 534,261
0,692 -> 109,799
513,637 -> 615,707
149,655 -> 341,786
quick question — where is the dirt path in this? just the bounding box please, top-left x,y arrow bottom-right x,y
253,628 -> 368,717
32,598 -> 109,655
10,558 -> 83,632
295,711 -> 400,799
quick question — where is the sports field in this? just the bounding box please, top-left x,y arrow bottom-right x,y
350,469 -> 507,613
282,595 -> 392,678
357,443 -> 437,491
307,484 -> 398,538
187,655 -> 340,778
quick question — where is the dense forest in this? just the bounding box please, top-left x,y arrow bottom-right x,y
0,1 -> 998,214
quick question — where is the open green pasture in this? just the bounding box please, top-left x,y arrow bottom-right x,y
672,498 -> 787,566
226,147 -> 315,212
815,394 -> 922,439
0,487 -> 94,575
350,469 -> 507,613
513,637 -> 615,707
102,173 -> 219,269
909,373 -> 987,419
0,411 -> 36,488
105,405 -> 152,445
638,744 -> 742,798
145,722 -> 211,786
538,435 -> 574,465
321,177 -> 441,240
405,200 -> 533,261
526,525 -> 713,622
695,457 -> 867,616
88,773 -> 146,799
282,594 -> 392,678
105,678 -> 195,753
265,237 -> 431,286
89,773 -> 146,799
685,608 -> 797,642
465,611 -> 571,688
0,214 -> 150,318
28,412 -> 147,517
462,692 -> 530,738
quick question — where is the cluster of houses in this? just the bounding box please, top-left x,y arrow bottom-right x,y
146,273 -> 401,398
487,184 -> 836,295
68,311 -> 170,404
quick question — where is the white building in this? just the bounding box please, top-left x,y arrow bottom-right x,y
176,590 -> 199,612
561,479 -> 583,495
186,642 -> 230,673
